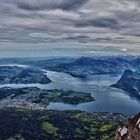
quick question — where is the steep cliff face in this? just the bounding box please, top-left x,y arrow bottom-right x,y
115,113 -> 140,140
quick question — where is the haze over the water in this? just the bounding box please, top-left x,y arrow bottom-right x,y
0,0 -> 140,57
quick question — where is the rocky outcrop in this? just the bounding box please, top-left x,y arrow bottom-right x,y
115,113 -> 140,140
111,70 -> 140,99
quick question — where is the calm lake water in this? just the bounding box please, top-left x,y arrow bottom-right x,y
0,70 -> 140,116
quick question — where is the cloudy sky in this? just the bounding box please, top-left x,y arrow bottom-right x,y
0,0 -> 140,57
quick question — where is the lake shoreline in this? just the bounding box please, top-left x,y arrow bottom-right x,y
0,69 -> 139,116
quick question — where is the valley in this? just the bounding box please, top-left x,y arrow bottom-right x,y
0,56 -> 139,140
0,56 -> 139,116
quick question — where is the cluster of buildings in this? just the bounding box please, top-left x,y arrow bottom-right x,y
0,98 -> 45,110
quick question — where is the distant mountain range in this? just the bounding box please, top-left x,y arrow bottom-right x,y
0,56 -> 139,78
111,70 -> 140,99
44,56 -> 136,78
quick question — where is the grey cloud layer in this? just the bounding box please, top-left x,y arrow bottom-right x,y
0,0 -> 140,55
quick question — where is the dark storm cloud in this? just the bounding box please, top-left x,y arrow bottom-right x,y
14,0 -> 89,11
75,17 -> 119,29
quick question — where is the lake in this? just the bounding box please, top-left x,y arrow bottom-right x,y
0,70 -> 139,116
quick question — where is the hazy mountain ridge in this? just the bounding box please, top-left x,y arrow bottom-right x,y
0,56 -> 139,78
45,56 -> 135,78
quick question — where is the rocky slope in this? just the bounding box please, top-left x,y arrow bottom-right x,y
115,113 -> 140,140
